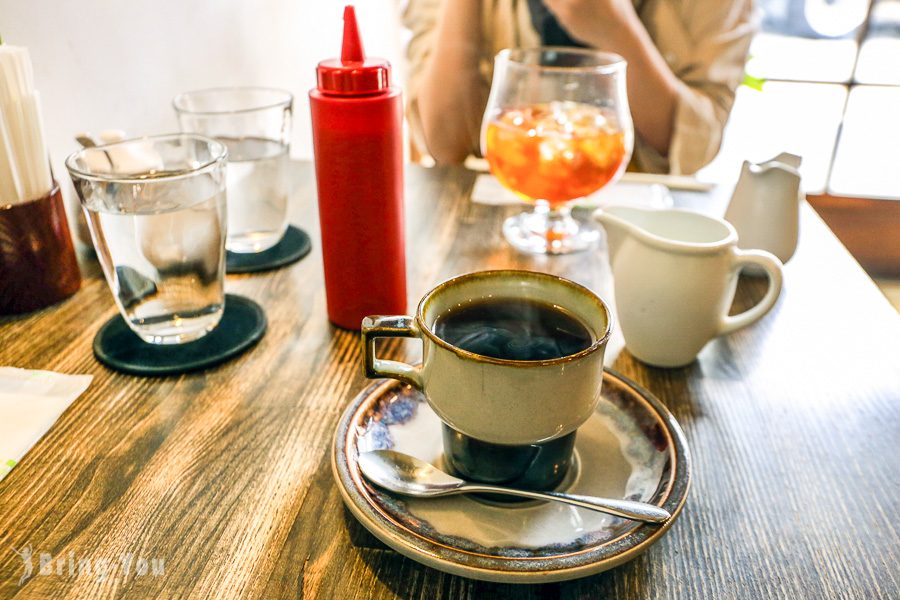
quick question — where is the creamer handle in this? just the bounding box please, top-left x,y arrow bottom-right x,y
719,249 -> 783,335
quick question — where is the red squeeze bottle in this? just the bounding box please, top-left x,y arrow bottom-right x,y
309,5 -> 407,330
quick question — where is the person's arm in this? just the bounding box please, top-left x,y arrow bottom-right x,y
546,0 -> 754,174
543,0 -> 679,155
406,0 -> 486,164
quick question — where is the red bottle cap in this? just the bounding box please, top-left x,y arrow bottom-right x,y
316,5 -> 391,96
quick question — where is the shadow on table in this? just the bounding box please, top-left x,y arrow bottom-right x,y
611,349 -> 704,427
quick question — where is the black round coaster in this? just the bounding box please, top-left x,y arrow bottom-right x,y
226,225 -> 312,274
93,294 -> 267,376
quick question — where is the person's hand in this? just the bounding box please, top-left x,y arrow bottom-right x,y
542,0 -> 636,48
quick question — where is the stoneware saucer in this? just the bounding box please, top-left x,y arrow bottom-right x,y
332,369 -> 691,583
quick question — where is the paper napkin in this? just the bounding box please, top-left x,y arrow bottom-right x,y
471,174 -> 674,209
0,367 -> 92,481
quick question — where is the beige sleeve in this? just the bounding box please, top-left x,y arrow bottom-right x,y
402,0 -> 444,160
635,0 -> 754,174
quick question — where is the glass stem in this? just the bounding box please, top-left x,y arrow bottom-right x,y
534,200 -> 575,241
546,203 -> 573,225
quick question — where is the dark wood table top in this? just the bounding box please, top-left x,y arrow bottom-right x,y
1,162 -> 898,599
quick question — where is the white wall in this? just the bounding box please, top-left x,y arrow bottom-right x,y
1,0 -> 406,179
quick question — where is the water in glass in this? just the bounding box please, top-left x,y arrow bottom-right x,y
221,136 -> 289,253
83,177 -> 227,344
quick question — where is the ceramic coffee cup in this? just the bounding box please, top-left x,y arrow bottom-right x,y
362,270 -> 612,491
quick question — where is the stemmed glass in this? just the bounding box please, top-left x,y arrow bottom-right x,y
482,48 -> 634,254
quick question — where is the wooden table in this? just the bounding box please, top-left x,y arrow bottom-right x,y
1,163 -> 898,599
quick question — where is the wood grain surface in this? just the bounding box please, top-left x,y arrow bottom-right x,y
0,163 -> 898,599
808,193 -> 900,277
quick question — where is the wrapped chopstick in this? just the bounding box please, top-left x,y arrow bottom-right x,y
0,40 -> 53,205
0,110 -> 21,202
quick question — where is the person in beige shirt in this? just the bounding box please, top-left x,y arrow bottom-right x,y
404,0 -> 754,174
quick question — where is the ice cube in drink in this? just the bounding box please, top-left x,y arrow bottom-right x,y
485,101 -> 627,205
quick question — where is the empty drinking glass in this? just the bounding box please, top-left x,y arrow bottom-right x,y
173,87 -> 293,253
66,134 -> 228,344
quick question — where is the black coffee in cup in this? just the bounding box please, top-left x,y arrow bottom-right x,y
433,298 -> 593,360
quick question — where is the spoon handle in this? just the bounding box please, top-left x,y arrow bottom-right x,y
460,485 -> 671,523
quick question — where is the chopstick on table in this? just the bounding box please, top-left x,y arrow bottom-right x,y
462,155 -> 715,193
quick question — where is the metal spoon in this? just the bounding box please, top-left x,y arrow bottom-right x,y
74,132 -> 99,148
357,449 -> 671,524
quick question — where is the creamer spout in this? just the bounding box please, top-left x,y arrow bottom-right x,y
592,207 -> 639,258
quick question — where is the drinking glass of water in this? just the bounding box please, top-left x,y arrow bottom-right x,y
66,134 -> 228,344
173,87 -> 293,254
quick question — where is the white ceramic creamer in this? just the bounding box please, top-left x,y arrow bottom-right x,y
594,206 -> 784,367
725,152 -> 802,266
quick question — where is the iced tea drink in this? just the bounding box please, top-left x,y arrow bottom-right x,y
485,101 -> 627,206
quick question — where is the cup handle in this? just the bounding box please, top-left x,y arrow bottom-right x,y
718,249 -> 784,336
361,316 -> 424,389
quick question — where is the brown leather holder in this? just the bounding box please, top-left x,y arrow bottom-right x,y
0,182 -> 82,315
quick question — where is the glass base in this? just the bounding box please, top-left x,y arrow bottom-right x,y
226,227 -> 287,254
502,204 -> 600,255
128,305 -> 224,345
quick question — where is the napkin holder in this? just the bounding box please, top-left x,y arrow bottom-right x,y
0,181 -> 81,315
